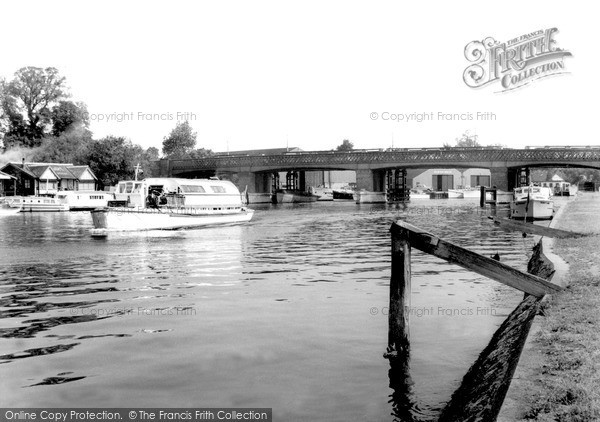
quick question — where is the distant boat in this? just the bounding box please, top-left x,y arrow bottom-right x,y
8,196 -> 69,212
510,186 -> 554,220
447,189 -> 465,199
409,188 -> 431,200
0,199 -> 21,216
275,189 -> 319,203
310,187 -> 334,201
56,191 -> 114,211
91,178 -> 254,236
332,188 -> 355,201
354,190 -> 387,203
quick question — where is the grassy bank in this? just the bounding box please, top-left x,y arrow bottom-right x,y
518,235 -> 600,421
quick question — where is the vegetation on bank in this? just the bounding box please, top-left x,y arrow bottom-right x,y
0,67 -> 212,187
518,236 -> 600,421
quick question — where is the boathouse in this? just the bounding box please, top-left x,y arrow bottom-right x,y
0,161 -> 99,196
0,170 -> 17,196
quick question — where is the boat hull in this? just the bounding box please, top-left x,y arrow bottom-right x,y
91,208 -> 254,236
354,191 -> 387,203
276,191 -> 319,203
447,190 -> 465,199
510,199 -> 554,220
15,197 -> 69,212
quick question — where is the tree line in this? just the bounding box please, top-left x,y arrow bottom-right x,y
0,67 -> 210,188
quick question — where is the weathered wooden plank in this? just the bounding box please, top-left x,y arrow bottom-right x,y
390,221 -> 561,297
387,235 -> 411,355
489,216 -> 585,238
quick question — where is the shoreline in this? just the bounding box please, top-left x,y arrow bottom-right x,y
498,192 -> 600,421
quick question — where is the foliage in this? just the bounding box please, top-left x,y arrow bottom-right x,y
2,67 -> 68,147
51,101 -> 90,137
80,136 -> 139,187
162,121 -> 197,158
32,126 -> 93,164
443,131 -> 481,148
336,139 -> 354,151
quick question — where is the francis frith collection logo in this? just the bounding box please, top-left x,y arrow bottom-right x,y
463,28 -> 572,92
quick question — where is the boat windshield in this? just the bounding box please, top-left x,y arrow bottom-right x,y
180,185 -> 206,193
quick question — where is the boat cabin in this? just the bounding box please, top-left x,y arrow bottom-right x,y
513,186 -> 553,201
113,178 -> 244,210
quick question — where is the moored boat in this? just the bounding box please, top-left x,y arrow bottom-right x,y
90,178 -> 254,236
510,186 -> 554,220
275,189 -> 319,203
0,199 -> 21,215
8,196 -> 69,212
332,189 -> 355,201
354,190 -> 387,203
56,191 -> 114,210
309,187 -> 334,201
447,189 -> 465,199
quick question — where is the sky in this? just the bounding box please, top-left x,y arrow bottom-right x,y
0,0 -> 596,153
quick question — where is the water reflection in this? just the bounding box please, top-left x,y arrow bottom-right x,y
0,201 -> 537,419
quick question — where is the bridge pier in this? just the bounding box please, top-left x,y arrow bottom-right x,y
490,168 -> 509,191
235,171 -> 273,203
356,169 -> 385,192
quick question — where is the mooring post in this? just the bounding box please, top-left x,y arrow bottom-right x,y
388,225 -> 411,354
480,185 -> 486,208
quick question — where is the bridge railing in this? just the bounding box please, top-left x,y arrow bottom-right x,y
167,148 -> 600,171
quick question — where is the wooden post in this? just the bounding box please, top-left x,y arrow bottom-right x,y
388,226 -> 411,355
480,185 -> 486,208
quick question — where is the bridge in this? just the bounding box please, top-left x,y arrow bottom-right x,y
157,147 -> 600,200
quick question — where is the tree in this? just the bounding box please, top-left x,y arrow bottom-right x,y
443,131 -> 481,148
81,136 -> 138,187
3,67 -> 68,147
162,121 -> 197,158
32,126 -> 92,164
50,100 -> 90,137
336,139 -> 354,151
131,145 -> 161,178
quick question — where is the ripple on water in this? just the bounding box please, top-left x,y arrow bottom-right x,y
0,202 -> 532,418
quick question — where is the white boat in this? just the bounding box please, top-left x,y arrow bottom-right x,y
310,187 -> 334,201
8,196 -> 69,212
510,186 -> 554,220
275,190 -> 319,203
0,199 -> 21,215
409,189 -> 431,200
447,189 -> 465,199
56,191 -> 114,210
332,188 -> 355,201
354,190 -> 387,203
90,178 -> 254,236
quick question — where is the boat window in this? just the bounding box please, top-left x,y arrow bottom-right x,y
180,185 -> 206,193
125,182 -> 133,193
132,183 -> 142,193
532,188 -> 540,193
211,186 -> 226,193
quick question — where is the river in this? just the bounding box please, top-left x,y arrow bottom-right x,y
0,199 -> 545,421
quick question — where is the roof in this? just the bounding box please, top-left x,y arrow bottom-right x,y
0,162 -> 96,181
0,170 -> 16,180
0,162 -> 38,178
69,166 -> 97,180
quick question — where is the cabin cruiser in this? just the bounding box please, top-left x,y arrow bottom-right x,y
5,196 -> 69,212
56,191 -> 114,210
309,186 -> 334,201
0,198 -> 21,215
510,186 -> 554,220
90,178 -> 254,236
275,189 -> 319,203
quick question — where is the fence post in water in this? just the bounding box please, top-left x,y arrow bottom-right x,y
388,225 -> 411,355
480,185 -> 486,208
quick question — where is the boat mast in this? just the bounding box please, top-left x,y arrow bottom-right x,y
134,163 -> 142,181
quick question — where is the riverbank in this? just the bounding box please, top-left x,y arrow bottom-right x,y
498,193 -> 600,421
